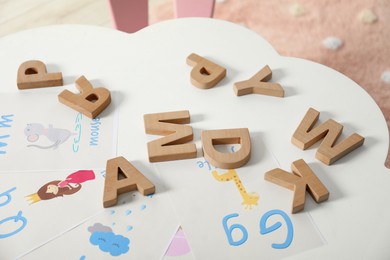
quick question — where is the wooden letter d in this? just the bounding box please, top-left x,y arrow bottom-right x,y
201,128 -> 251,169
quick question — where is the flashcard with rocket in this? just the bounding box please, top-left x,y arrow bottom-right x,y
0,92 -> 117,172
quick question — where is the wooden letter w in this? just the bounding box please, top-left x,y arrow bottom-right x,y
292,108 -> 364,165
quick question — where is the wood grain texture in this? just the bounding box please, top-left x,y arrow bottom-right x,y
58,75 -> 111,119
103,156 -> 155,208
144,110 -> 197,162
292,107 -> 365,165
233,65 -> 284,97
0,0 -> 112,38
264,159 -> 329,213
17,60 -> 63,89
201,128 -> 251,169
186,53 -> 226,89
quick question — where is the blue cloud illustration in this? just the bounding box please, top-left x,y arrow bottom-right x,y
90,231 -> 130,256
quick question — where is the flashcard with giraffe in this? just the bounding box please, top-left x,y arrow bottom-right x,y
0,92 -> 117,172
0,169 -> 105,259
154,135 -> 325,259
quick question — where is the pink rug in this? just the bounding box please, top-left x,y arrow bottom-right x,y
150,0 -> 390,167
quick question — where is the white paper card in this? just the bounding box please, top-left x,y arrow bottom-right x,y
0,169 -> 105,259
22,185 -> 180,259
0,92 -> 117,172
155,135 -> 325,259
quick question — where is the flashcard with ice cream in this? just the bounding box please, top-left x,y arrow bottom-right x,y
0,92 -> 117,172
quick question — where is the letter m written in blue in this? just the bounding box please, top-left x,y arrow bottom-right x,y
0,115 -> 14,128
0,115 -> 14,155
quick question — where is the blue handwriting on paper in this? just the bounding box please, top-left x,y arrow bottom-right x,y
196,146 -> 236,171
222,209 -> 293,249
259,209 -> 293,249
0,187 -> 28,239
222,213 -> 248,246
0,187 -> 16,207
0,115 -> 14,155
73,113 -> 83,153
196,160 -> 212,171
0,135 -> 10,155
89,117 -> 101,146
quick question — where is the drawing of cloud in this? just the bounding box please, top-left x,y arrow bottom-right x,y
88,223 -> 112,233
90,231 -> 130,256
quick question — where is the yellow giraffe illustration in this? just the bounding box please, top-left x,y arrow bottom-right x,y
212,169 -> 259,209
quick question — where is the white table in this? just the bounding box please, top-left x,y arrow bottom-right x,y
0,18 -> 389,259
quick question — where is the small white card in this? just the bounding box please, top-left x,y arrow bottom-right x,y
0,92 -> 117,172
21,180 -> 180,259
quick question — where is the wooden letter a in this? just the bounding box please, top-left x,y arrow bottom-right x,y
103,156 -> 155,208
144,110 -> 197,162
265,159 -> 329,213
201,128 -> 251,169
292,107 -> 364,165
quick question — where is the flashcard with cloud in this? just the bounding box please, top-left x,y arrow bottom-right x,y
0,92 -> 117,172
22,190 -> 179,259
0,169 -> 104,259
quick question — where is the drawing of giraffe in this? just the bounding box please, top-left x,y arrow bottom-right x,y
211,169 -> 259,209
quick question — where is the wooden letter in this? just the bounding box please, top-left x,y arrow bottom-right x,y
58,75 -> 111,119
186,53 -> 226,89
233,65 -> 284,97
201,128 -> 251,169
17,60 -> 63,89
103,156 -> 155,208
264,159 -> 329,213
292,107 -> 364,165
144,110 -> 197,162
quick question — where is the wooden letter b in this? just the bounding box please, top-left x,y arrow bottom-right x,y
58,75 -> 111,119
